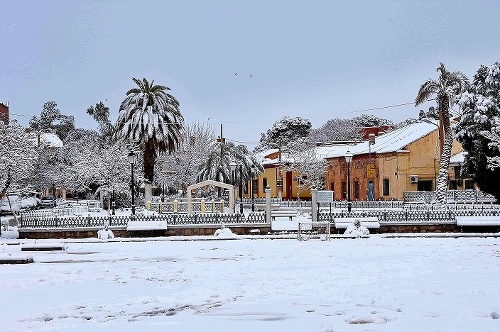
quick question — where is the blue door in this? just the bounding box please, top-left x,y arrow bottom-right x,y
368,181 -> 374,201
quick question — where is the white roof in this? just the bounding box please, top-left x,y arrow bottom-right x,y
317,121 -> 438,159
450,151 -> 465,164
39,132 -> 63,148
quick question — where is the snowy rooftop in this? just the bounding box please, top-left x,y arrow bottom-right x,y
450,151 -> 466,164
40,132 -> 63,148
317,121 -> 438,159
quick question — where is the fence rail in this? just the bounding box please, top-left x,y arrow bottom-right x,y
20,212 -> 267,229
317,208 -> 500,223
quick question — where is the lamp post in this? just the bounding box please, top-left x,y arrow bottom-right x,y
128,151 -> 136,215
345,150 -> 353,213
239,165 -> 243,214
111,188 -> 116,215
229,161 -> 237,214
52,183 -> 56,207
250,166 -> 256,212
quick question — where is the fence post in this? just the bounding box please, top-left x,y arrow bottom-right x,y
265,186 -> 272,224
311,187 -> 318,222
174,200 -> 178,213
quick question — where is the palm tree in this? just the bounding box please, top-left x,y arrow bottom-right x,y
197,141 -> 262,186
415,63 -> 468,205
116,78 -> 184,186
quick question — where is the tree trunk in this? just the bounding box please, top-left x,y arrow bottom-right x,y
435,110 -> 452,205
143,141 -> 157,203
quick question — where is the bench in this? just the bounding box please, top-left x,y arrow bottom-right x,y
271,210 -> 297,221
333,217 -> 380,230
456,216 -> 500,227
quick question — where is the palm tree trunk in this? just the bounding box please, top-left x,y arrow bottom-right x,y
435,110 -> 452,205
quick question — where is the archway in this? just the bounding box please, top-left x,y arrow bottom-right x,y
186,180 -> 235,213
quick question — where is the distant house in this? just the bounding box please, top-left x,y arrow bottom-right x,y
320,121 -> 466,201
0,102 -> 9,125
250,149 -> 312,200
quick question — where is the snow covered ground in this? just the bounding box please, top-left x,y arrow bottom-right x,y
1,235 -> 499,331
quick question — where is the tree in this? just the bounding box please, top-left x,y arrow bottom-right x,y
415,63 -> 469,205
255,116 -> 311,152
308,118 -> 362,144
352,114 -> 394,128
0,120 -> 40,200
456,62 -> 500,201
283,139 -> 328,197
29,101 -> 75,141
155,122 -> 215,193
87,101 -> 114,143
115,78 -> 184,187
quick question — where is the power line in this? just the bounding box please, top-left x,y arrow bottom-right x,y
349,98 -> 436,114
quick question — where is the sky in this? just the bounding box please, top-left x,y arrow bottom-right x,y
1,0 -> 499,148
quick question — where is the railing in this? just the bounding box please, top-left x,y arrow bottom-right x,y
318,208 -> 500,223
404,190 -> 497,204
149,200 -> 228,214
20,212 -> 267,229
318,201 -> 404,209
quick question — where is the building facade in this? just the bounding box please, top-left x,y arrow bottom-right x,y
321,121 -> 466,201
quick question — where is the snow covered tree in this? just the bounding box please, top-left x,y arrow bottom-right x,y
352,114 -> 394,128
87,101 -> 114,143
255,116 -> 312,152
29,101 -> 75,141
155,122 -> 215,194
283,139 -> 328,197
456,62 -> 500,201
115,78 -> 184,189
197,140 -> 262,187
481,123 -> 500,169
415,63 -> 469,205
0,120 -> 40,199
308,118 -> 362,144
47,129 -> 135,203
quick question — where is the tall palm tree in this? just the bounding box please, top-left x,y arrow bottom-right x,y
116,78 -> 184,185
415,63 -> 468,205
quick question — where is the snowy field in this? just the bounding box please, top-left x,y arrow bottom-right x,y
1,236 -> 500,331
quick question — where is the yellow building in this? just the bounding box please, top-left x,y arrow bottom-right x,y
319,121 -> 467,201
247,149 -> 312,200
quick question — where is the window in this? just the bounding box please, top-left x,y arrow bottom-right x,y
383,178 -> 390,196
354,181 -> 360,199
262,178 -> 267,192
341,181 -> 347,199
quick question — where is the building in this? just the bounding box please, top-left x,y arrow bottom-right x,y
249,149 -> 312,200
320,121 -> 465,201
0,102 -> 9,125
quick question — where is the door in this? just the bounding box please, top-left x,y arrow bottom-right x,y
368,181 -> 374,201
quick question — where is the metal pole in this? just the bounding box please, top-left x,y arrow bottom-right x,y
251,171 -> 255,212
347,161 -> 352,213
131,161 -> 136,215
112,189 -> 116,215
239,165 -> 243,214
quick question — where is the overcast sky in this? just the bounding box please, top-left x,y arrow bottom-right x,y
1,0 -> 499,148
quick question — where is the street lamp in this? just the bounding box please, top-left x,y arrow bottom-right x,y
229,161 -> 237,214
128,151 -> 136,215
52,183 -> 57,207
345,150 -> 353,213
250,166 -> 256,212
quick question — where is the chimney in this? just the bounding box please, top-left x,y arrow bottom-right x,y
368,133 -> 376,145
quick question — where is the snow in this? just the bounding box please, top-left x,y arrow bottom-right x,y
1,235 -> 499,331
317,121 -> 438,159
